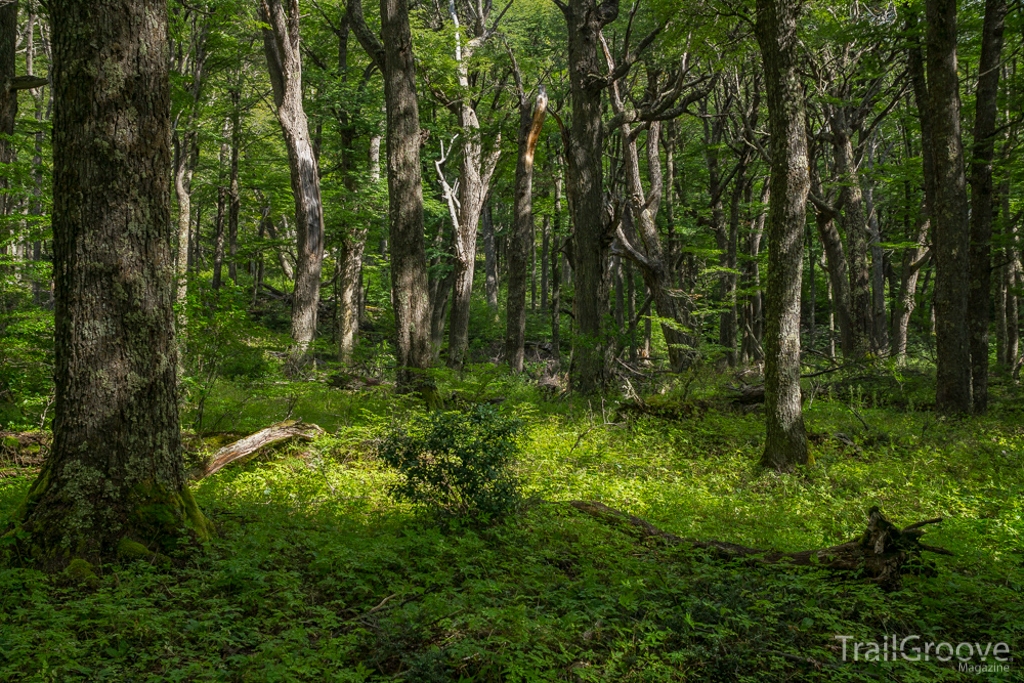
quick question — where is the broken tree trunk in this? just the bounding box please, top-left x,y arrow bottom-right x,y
569,502 -> 950,590
194,420 -> 324,479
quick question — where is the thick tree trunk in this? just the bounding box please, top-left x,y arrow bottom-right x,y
261,0 -> 326,367
350,0 -> 433,392
562,0 -> 618,393
755,0 -> 809,470
14,0 -> 212,568
506,92 -> 546,372
967,0 -> 1007,412
924,0 -> 972,412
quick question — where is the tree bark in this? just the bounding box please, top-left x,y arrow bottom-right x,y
445,7 -> 501,369
227,88 -> 241,285
211,134 -> 228,290
0,1 -> 17,222
260,0 -> 326,366
350,0 -> 433,392
967,0 -> 1007,413
482,201 -> 499,313
561,0 -> 619,393
13,0 -> 212,568
755,0 -> 810,470
924,0 -> 972,412
506,89 -> 547,372
830,111 -> 874,357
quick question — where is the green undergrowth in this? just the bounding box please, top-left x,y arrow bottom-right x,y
0,372 -> 1021,681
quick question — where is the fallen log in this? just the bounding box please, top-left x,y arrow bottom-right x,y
568,501 -> 950,590
193,420 -> 324,480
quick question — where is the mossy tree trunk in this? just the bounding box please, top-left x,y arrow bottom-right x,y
755,0 -> 810,471
12,0 -> 211,569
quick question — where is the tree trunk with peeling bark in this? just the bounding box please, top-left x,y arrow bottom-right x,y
12,0 -> 212,569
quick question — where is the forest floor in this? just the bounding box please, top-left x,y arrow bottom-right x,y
1,363 -> 1022,681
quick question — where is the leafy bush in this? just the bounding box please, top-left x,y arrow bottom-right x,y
377,405 -> 525,522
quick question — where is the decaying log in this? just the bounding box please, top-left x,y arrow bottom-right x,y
193,420 -> 324,479
569,501 -> 950,590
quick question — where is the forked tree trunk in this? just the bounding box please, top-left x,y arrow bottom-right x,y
445,7 -> 501,369
924,0 -> 972,412
755,0 -> 810,471
15,0 -> 212,568
260,0 -> 326,366
967,0 -> 1007,413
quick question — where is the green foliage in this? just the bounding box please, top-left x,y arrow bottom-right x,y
377,405 -> 525,523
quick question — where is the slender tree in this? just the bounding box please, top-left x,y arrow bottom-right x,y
755,0 -> 810,470
12,0 -> 212,567
505,74 -> 547,373
967,0 -> 1007,413
260,0 -> 326,367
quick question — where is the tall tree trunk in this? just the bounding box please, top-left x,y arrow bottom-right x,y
211,149 -> 227,291
541,215 -> 550,312
742,184 -> 768,364
332,12 -> 367,365
561,0 -> 618,393
16,0 -> 212,567
755,0 -> 809,470
445,7 -> 501,369
260,0 -> 326,367
506,90 -> 546,372
924,0 -> 972,412
967,0 -> 1007,412
227,88 -> 241,285
350,0 -> 433,392
0,0 -> 16,225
